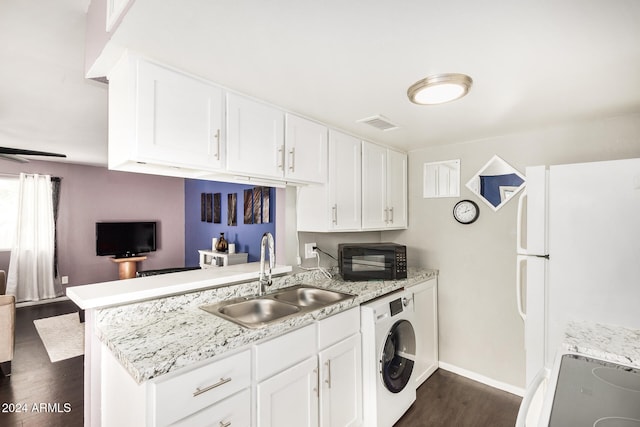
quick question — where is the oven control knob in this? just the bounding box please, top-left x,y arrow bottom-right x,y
402,297 -> 411,307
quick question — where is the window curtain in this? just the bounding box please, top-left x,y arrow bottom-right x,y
6,173 -> 60,302
51,176 -> 62,287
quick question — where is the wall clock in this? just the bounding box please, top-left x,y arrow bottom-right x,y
453,199 -> 480,224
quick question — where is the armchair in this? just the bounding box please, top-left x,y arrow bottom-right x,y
0,270 -> 15,376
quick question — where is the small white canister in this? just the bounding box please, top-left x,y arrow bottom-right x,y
228,243 -> 236,254
212,238 -> 218,251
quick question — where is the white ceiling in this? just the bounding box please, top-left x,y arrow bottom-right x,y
2,0 -> 640,166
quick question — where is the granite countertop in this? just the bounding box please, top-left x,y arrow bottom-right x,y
95,267 -> 438,384
563,320 -> 640,368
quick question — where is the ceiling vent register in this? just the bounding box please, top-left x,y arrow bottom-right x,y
357,115 -> 399,132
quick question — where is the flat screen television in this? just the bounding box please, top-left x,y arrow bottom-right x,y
96,221 -> 157,258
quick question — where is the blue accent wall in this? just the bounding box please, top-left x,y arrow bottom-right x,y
184,180 -> 276,267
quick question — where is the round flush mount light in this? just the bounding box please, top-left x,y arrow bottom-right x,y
407,73 -> 473,105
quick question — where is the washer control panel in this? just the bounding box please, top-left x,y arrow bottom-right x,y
389,298 -> 403,316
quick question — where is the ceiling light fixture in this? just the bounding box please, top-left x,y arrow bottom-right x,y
407,73 -> 473,105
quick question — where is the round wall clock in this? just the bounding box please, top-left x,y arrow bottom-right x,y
453,199 -> 480,224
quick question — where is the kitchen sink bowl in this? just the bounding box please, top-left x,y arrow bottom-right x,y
201,298 -> 300,329
200,285 -> 354,329
272,285 -> 353,307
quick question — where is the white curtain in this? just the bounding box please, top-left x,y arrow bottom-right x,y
6,173 -> 59,302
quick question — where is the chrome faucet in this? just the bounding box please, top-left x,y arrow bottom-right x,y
258,232 -> 275,296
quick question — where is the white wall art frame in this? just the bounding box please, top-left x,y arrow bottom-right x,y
465,155 -> 526,211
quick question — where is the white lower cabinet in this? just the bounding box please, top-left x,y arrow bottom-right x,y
170,388 -> 251,427
101,308 -> 362,427
150,349 -> 251,426
255,307 -> 362,427
257,356 -> 320,427
319,334 -> 362,427
410,278 -> 439,386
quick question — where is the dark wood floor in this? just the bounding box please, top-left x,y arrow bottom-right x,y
1,301 -> 521,427
396,369 -> 522,427
0,300 -> 84,427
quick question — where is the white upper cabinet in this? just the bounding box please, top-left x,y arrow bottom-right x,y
386,148 -> 408,228
329,131 -> 362,231
137,60 -> 225,169
285,114 -> 328,184
226,93 -> 285,179
361,142 -> 388,229
296,130 -> 361,232
361,141 -> 407,230
108,54 -> 225,173
226,95 -> 327,184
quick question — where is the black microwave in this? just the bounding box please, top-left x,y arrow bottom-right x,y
338,243 -> 407,281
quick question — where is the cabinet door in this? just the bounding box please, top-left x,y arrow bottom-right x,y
319,334 -> 362,427
137,60 -> 224,170
257,357 -> 319,427
386,148 -> 408,228
226,93 -> 284,178
410,279 -> 438,387
170,388 -> 251,427
285,114 -> 328,184
361,141 -> 388,229
151,349 -> 251,426
329,131 -> 361,231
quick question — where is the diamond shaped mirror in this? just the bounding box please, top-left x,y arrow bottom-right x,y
466,155 -> 526,211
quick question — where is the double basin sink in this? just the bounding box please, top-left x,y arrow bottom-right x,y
200,285 -> 355,329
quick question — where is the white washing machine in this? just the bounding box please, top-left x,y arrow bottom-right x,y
361,289 -> 417,427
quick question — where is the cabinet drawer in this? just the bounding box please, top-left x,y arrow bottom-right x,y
170,388 -> 251,427
255,324 -> 316,382
151,349 -> 251,426
318,307 -> 360,349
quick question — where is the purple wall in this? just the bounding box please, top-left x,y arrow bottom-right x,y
184,180 -> 276,267
0,160 -> 185,287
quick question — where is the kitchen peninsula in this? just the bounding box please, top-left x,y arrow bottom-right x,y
67,264 -> 438,426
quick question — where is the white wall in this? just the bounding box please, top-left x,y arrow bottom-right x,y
384,112 -> 640,389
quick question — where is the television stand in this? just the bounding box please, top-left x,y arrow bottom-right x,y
110,256 -> 147,280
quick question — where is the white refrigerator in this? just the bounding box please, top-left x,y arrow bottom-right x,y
516,157 -> 640,388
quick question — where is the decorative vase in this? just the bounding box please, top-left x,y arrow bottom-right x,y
215,233 -> 228,252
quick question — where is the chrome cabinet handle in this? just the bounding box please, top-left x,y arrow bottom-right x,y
332,204 -> 338,225
288,147 -> 295,172
384,207 -> 389,224
389,207 -> 394,223
325,360 -> 332,388
193,377 -> 231,397
219,421 -> 231,427
213,129 -> 221,160
313,368 -> 319,396
278,145 -> 285,170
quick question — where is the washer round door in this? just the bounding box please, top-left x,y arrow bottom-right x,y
380,319 -> 417,393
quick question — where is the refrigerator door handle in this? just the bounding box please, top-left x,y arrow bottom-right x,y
516,189 -> 527,254
516,255 -> 527,321
515,367 -> 548,427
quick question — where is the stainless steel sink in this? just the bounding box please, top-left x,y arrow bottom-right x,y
272,285 -> 353,307
200,285 -> 354,329
201,298 -> 300,329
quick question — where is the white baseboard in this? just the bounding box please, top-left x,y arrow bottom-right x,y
438,361 -> 525,397
16,295 -> 70,308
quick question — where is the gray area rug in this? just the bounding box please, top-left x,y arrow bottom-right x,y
33,313 -> 84,362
